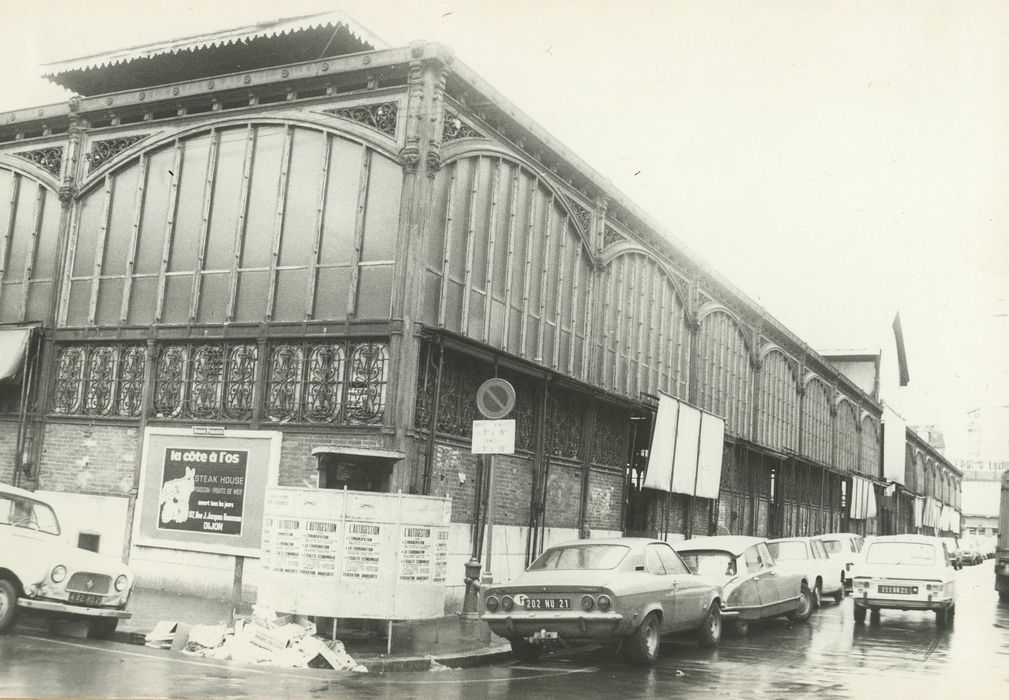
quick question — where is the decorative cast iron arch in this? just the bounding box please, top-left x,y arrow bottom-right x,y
0,157 -> 61,193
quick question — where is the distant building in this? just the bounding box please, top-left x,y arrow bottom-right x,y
967,405 -> 1009,460
911,425 -> 946,454
820,350 -> 880,401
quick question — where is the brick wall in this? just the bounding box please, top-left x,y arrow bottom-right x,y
544,462 -> 582,529
586,469 -> 623,532
0,419 -> 15,484
37,422 -> 140,497
276,428 -> 390,487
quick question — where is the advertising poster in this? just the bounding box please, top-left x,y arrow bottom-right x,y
158,447 -> 247,536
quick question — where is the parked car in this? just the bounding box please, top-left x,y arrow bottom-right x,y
850,534 -> 957,628
0,484 -> 134,638
959,539 -> 985,566
673,535 -> 815,636
767,536 -> 844,605
814,533 -> 864,591
481,538 -> 723,665
940,537 -> 963,569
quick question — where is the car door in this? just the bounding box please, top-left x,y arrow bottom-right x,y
743,545 -> 776,615
644,543 -> 678,631
654,543 -> 708,629
756,542 -> 793,607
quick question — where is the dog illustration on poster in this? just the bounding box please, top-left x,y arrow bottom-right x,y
159,466 -> 195,524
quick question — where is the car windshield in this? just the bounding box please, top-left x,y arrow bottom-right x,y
821,539 -> 842,554
528,545 -> 629,571
767,541 -> 808,561
0,494 -> 60,535
678,550 -> 736,577
865,542 -> 936,566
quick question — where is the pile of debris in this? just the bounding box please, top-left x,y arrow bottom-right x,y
144,606 -> 367,673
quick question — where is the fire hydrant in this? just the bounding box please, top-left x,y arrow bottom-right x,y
460,558 -> 483,620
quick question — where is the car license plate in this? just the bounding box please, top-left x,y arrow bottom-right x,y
69,592 -> 104,606
877,585 -> 917,595
524,598 -> 571,610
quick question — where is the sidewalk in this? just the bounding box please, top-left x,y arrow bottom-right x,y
113,588 -> 511,673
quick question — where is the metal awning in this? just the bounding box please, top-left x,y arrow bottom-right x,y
310,447 -> 405,462
0,327 -> 32,382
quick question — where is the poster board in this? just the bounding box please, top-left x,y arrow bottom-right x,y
643,394 -> 678,491
644,393 -> 725,499
257,487 -> 452,620
133,427 -> 281,556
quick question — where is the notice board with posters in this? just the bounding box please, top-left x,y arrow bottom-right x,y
257,487 -> 452,620
133,428 -> 281,556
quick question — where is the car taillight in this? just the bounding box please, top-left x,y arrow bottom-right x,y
501,595 -> 514,612
485,595 -> 499,612
597,595 -> 612,611
926,582 -> 943,593
581,595 -> 595,611
853,578 -> 870,590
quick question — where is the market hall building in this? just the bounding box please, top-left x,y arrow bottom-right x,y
0,13 -> 961,606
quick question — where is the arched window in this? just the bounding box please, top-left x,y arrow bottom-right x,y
757,348 -> 799,452
835,400 -> 858,471
696,309 -> 753,437
801,377 -> 831,464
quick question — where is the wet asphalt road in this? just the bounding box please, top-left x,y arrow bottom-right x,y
2,560 -> 1008,700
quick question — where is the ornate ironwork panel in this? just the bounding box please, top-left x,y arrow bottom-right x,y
14,146 -> 63,176
414,343 -> 437,431
328,102 -> 398,137
52,346 -> 86,415
83,347 -> 117,416
503,371 -> 538,452
566,199 -> 593,235
264,340 -> 385,425
152,342 -> 257,421
592,406 -> 629,467
443,112 -> 483,142
52,344 -> 146,418
603,225 -> 624,247
547,387 -> 585,459
435,349 -> 491,438
86,135 -> 149,171
346,343 -> 389,424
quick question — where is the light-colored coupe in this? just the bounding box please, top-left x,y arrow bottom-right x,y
481,538 -> 723,665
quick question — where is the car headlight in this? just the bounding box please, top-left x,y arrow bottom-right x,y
115,575 -> 129,592
51,565 -> 67,583
581,595 -> 595,612
501,595 -> 514,612
597,595 -> 612,611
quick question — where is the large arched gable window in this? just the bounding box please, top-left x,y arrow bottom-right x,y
597,249 -> 690,400
423,151 -> 594,379
756,347 -> 799,452
61,120 -> 403,328
696,307 -> 753,437
801,376 -> 831,464
0,162 -> 62,323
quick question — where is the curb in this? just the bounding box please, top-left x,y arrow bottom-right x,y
114,626 -> 512,673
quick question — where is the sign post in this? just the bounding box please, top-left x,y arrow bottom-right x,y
461,379 -> 516,618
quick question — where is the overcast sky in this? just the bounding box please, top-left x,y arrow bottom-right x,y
4,1 -> 1007,455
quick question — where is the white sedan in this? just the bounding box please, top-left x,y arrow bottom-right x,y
767,537 -> 844,606
850,534 -> 957,628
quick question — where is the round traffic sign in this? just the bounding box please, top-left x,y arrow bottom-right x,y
476,378 -> 516,419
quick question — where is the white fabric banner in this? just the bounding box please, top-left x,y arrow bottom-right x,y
913,496 -> 925,527
670,403 -> 702,495
850,476 -> 876,520
643,394 -> 679,492
694,413 -> 725,499
882,404 -> 906,485
0,328 -> 30,381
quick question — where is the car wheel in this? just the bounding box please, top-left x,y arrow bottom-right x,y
787,583 -> 815,623
832,588 -> 844,603
626,612 -> 661,666
853,605 -> 867,624
509,637 -> 544,663
935,608 -> 949,629
730,619 -> 749,637
696,602 -> 721,648
869,609 -> 881,626
87,618 -> 119,640
0,579 -> 19,634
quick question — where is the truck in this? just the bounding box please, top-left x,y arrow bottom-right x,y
996,471 -> 1009,602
